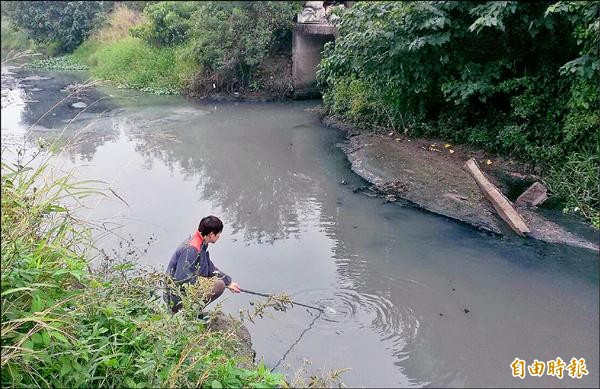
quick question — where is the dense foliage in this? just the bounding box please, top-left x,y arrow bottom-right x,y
0,158 -> 286,387
21,1 -> 303,96
187,2 -> 301,91
131,1 -> 303,95
2,1 -> 109,54
318,1 -> 599,224
130,1 -> 198,46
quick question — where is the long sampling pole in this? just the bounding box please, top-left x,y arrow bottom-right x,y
239,288 -> 324,312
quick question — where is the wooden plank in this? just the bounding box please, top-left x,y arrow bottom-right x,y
464,158 -> 530,236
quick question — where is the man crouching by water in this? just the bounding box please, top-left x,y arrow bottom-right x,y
164,215 -> 241,314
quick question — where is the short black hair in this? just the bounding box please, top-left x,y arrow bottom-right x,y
198,215 -> 223,237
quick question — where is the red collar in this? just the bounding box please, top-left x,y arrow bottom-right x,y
189,231 -> 204,251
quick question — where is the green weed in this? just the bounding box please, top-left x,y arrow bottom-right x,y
26,55 -> 88,71
545,148 -> 600,228
75,37 -> 197,94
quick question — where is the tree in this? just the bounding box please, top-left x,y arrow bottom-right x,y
3,1 -> 109,53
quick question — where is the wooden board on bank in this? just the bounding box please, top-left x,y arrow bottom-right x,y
463,158 -> 530,236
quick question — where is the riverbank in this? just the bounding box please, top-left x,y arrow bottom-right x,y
21,46 -> 293,101
323,115 -> 599,252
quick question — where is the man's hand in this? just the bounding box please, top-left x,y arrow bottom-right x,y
227,281 -> 241,293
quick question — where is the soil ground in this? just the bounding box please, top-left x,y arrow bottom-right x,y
323,116 -> 599,252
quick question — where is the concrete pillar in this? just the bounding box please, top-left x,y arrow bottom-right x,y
292,23 -> 336,99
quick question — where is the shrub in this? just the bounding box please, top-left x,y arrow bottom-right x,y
319,1 -> 599,152
130,1 -> 200,47
69,1 -> 301,96
186,1 -> 302,94
128,1 -> 302,95
68,3 -> 200,95
2,1 -> 109,53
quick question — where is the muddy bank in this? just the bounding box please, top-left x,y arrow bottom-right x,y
323,116 -> 599,252
207,313 -> 256,369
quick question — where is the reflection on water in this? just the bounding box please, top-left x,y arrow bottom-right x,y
2,68 -> 598,388
1,68 -> 119,162
122,103 -> 318,243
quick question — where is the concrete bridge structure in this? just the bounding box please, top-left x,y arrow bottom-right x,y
292,1 -> 354,98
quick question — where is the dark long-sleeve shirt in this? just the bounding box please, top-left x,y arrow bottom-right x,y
166,231 -> 232,286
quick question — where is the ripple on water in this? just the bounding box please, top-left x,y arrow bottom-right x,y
289,286 -> 423,354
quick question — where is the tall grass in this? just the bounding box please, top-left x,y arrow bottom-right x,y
75,37 -> 196,94
91,5 -> 146,44
545,148 -> 600,228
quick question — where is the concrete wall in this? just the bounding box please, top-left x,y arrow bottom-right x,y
292,23 -> 336,99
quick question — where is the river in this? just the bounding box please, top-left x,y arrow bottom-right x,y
1,68 -> 598,387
